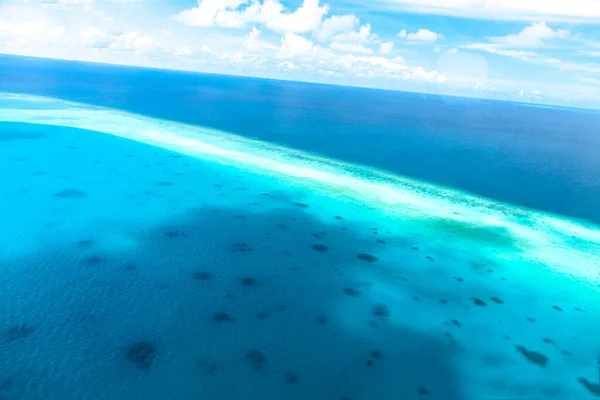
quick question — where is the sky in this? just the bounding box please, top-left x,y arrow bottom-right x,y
1,0 -> 600,108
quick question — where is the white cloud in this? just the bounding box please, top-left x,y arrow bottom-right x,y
261,0 -> 329,34
407,66 -> 446,82
380,42 -> 394,55
464,43 -> 600,74
491,21 -> 569,47
243,26 -> 276,51
463,43 -> 538,59
448,47 -> 458,54
277,32 -> 315,58
108,31 -> 155,52
0,7 -> 66,46
174,0 -> 328,34
399,28 -> 442,42
244,26 -> 262,50
331,41 -> 373,54
313,14 -> 358,42
333,53 -> 445,83
333,23 -> 377,43
433,46 -> 441,52
374,0 -> 600,22
336,54 -> 407,72
81,28 -> 155,53
43,0 -> 93,7
81,26 -> 111,48
277,60 -> 297,70
173,0 -> 255,28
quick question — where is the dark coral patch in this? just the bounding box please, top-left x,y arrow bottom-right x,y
490,297 -> 504,304
82,255 -> 106,266
212,312 -> 232,323
125,341 -> 156,370
231,242 -> 253,252
164,230 -> 184,238
577,378 -> 600,397
472,298 -> 487,307
245,349 -> 267,372
284,371 -> 299,385
515,345 -> 548,367
311,244 -> 328,252
343,288 -> 360,297
257,312 -> 270,320
372,305 -> 390,317
241,277 -> 258,287
4,324 -> 36,341
53,189 -> 86,198
193,272 -> 212,281
357,253 -> 378,263
371,350 -> 384,359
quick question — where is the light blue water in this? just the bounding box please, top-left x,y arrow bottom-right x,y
0,92 -> 599,400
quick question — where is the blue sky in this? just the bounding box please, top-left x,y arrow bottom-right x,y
1,0 -> 600,108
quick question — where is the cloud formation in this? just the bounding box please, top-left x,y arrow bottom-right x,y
174,0 -> 329,34
398,28 -> 442,42
376,0 -> 600,22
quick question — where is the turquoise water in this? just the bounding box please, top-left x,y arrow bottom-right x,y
0,93 -> 599,400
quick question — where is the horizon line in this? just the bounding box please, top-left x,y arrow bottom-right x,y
1,52 -> 599,113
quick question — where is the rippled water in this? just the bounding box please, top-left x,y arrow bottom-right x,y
0,92 -> 598,400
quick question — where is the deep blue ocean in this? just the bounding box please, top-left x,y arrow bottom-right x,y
2,55 -> 600,224
0,54 -> 599,400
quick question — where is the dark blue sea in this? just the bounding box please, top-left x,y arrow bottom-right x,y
0,54 -> 599,400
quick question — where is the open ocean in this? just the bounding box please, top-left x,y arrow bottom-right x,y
0,54 -> 599,400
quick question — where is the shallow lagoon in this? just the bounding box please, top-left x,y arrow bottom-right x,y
0,94 -> 599,399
